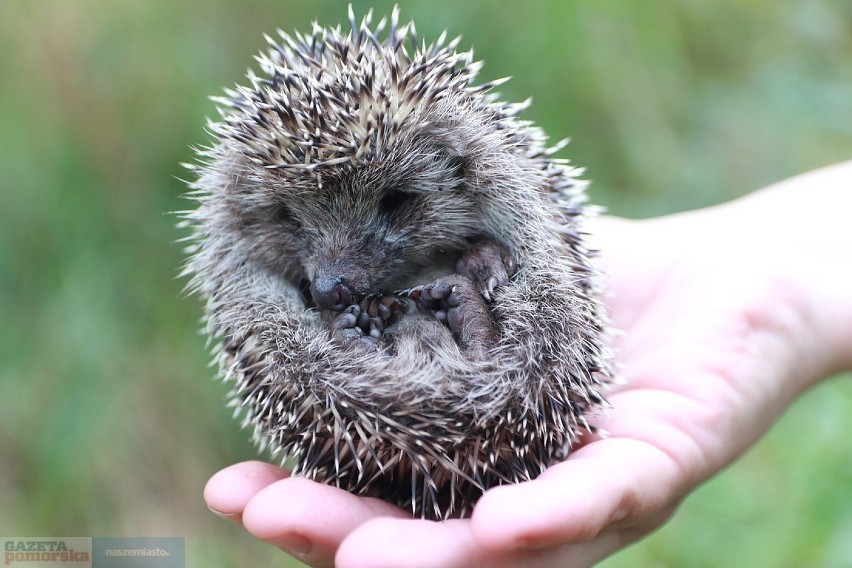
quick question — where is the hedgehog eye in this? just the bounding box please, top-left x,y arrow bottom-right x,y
447,154 -> 467,179
274,204 -> 301,229
379,190 -> 416,217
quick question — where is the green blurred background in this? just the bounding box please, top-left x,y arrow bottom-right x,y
2,0 -> 851,566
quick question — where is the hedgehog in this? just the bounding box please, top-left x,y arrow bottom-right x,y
181,6 -> 612,520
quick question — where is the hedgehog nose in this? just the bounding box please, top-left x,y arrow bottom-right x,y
311,276 -> 353,311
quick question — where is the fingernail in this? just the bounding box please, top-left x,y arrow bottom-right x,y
278,533 -> 312,557
207,506 -> 241,522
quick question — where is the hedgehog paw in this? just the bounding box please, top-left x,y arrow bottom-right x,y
456,239 -> 516,302
357,294 -> 412,331
331,305 -> 380,353
410,274 -> 498,352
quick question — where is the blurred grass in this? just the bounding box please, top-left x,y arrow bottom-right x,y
0,1 -> 850,566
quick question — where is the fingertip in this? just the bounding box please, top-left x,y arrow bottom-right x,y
334,518 -> 395,568
470,450 -> 621,552
241,476 -> 412,565
470,482 -> 555,552
336,518 -> 477,568
203,460 -> 290,520
240,477 -> 326,563
473,437 -> 686,555
240,476 -> 314,540
469,485 -> 510,549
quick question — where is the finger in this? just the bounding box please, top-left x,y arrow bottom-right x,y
335,516 -> 638,568
241,476 -> 410,567
203,460 -> 290,523
336,518 -> 498,568
471,436 -> 683,552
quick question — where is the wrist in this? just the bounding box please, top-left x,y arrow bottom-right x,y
726,162 -> 852,378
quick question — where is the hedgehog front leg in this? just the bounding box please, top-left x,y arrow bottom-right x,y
412,274 -> 498,352
410,238 -> 515,353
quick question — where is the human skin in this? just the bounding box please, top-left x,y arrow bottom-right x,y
204,161 -> 852,567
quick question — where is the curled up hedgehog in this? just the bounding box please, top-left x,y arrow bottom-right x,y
181,6 -> 612,520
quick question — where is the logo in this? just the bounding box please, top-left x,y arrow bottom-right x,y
2,538 -> 184,568
3,539 -> 91,566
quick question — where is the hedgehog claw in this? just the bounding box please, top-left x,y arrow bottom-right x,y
406,285 -> 423,302
456,239 -> 516,303
484,276 -> 499,300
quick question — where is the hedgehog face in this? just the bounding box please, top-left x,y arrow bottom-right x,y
195,6 -> 536,311
261,140 -> 480,310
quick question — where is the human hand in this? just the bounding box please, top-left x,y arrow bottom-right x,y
204,162 -> 852,567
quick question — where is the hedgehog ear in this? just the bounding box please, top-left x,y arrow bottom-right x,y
446,152 -> 469,180
423,126 -> 471,180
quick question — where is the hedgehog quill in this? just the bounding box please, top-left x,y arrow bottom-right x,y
181,6 -> 612,520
